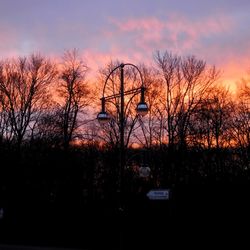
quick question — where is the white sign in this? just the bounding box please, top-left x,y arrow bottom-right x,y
147,189 -> 170,200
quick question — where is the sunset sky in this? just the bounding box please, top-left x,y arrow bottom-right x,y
1,0 -> 250,88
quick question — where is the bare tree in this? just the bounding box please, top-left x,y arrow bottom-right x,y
230,77 -> 250,166
190,87 -> 233,149
154,51 -> 220,149
232,102 -> 250,149
0,88 -> 13,144
0,54 -> 56,149
57,49 -> 90,150
30,105 -> 64,147
133,65 -> 166,148
232,71 -> 250,149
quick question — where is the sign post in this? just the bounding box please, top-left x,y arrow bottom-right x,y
146,189 -> 170,200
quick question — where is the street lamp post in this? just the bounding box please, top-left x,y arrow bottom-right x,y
97,63 -> 148,208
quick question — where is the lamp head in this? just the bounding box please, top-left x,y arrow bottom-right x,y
136,102 -> 148,116
97,111 -> 110,125
97,97 -> 110,124
136,86 -> 148,116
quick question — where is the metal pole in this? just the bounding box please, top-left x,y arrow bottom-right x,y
119,63 -> 125,207
118,64 -> 125,250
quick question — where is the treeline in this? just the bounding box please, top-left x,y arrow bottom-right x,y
0,50 -> 249,151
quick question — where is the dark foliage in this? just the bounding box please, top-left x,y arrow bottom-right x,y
0,141 -> 250,249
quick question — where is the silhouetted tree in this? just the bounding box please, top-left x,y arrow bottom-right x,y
57,49 -> 90,150
0,89 -> 13,145
190,87 -> 233,149
154,50 -> 219,150
226,75 -> 250,169
231,83 -> 250,168
133,65 -> 166,148
30,105 -> 63,147
0,54 -> 56,149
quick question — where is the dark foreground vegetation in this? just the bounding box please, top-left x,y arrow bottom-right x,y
0,143 -> 250,249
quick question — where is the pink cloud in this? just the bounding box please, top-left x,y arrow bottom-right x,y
109,14 -> 233,53
111,17 -> 165,33
103,14 -> 248,91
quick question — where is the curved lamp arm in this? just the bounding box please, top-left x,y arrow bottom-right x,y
102,63 -> 145,98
